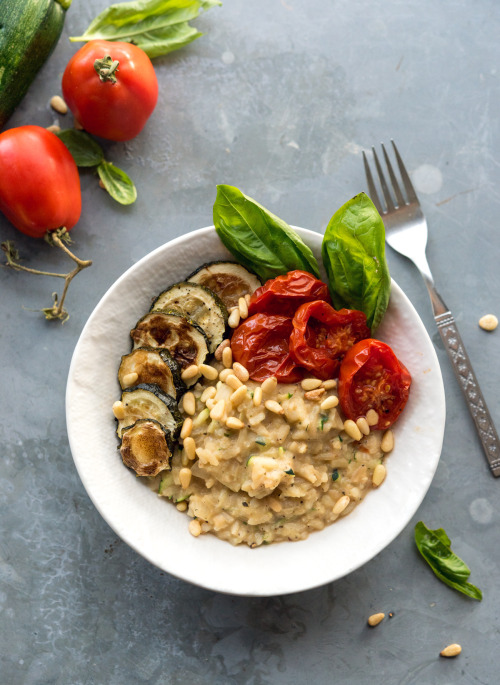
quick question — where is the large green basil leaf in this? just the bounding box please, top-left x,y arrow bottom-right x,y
97,161 -> 137,205
414,521 -> 483,600
70,0 -> 221,57
56,130 -> 104,167
213,185 -> 320,282
321,192 -> 390,330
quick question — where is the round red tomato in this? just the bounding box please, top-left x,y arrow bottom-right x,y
338,339 -> 412,429
0,126 -> 81,238
62,40 -> 158,142
289,300 -> 371,380
248,270 -> 331,317
231,313 -> 303,383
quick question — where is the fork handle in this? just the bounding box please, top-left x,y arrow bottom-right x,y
427,285 -> 500,476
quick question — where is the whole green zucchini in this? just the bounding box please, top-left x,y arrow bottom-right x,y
0,0 -> 72,129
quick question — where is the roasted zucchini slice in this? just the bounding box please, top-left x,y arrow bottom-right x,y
116,383 -> 182,440
130,310 -> 209,373
118,347 -> 185,399
187,261 -> 261,309
151,282 -> 227,353
120,419 -> 172,477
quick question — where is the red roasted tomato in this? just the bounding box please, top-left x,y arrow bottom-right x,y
62,40 -> 158,142
289,300 -> 371,380
248,270 -> 331,317
338,338 -> 412,430
231,313 -> 303,383
0,126 -> 81,238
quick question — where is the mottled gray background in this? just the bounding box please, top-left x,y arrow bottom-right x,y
1,0 -> 499,683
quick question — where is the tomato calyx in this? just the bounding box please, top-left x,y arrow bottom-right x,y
94,55 -> 120,84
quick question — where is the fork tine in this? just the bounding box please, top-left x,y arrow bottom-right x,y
362,151 -> 383,214
391,140 -> 418,204
372,147 -> 395,212
381,143 -> 405,208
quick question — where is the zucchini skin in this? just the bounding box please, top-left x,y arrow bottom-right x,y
0,0 -> 70,129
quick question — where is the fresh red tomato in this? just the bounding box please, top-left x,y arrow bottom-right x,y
338,338 -> 412,429
62,40 -> 158,142
0,126 -> 81,238
248,270 -> 331,317
231,313 -> 303,383
289,300 -> 371,380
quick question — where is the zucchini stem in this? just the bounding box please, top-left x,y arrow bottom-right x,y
1,228 -> 92,323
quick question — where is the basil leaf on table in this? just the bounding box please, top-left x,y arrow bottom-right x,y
56,130 -> 104,167
70,0 -> 222,58
97,161 -> 137,205
213,185 -> 320,282
321,192 -> 391,331
414,521 -> 483,600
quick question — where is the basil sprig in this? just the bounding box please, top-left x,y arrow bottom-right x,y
213,185 -> 320,282
414,521 -> 483,600
321,192 -> 390,331
70,0 -> 222,58
57,130 -> 137,206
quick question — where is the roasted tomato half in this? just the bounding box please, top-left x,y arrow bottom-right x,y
338,338 -> 412,430
248,270 -> 331,317
231,313 -> 303,383
289,300 -> 371,380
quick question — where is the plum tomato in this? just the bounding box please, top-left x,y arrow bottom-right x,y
338,338 -> 412,430
0,126 -> 81,238
289,300 -> 371,380
231,313 -> 303,383
248,270 -> 331,317
62,40 -> 158,142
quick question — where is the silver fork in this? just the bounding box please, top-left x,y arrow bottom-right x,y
363,141 -> 500,477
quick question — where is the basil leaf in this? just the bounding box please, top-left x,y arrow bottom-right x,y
56,130 -> 104,167
213,185 -> 320,282
414,522 -> 483,600
70,0 -> 221,58
321,192 -> 391,330
97,161 -> 137,205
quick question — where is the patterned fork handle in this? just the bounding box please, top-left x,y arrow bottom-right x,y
427,283 -> 500,476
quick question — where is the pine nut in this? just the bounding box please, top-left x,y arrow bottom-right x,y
333,494 -> 350,515
222,346 -> 233,368
226,373 -> 243,390
189,519 -> 202,537
343,420 -> 362,441
214,339 -> 230,360
181,364 -> 199,381
230,385 -> 248,406
304,388 -> 325,400
183,436 -> 196,460
219,367 -> 232,382
381,429 -> 394,453
356,417 -> 370,436
440,643 -> 462,658
479,314 -> 498,331
201,386 -> 216,403
269,498 -> 282,513
265,399 -> 284,415
112,401 -> 126,420
226,417 -> 245,430
176,501 -> 188,512
179,467 -> 192,489
253,386 -> 263,406
261,376 -> 278,394
199,363 -> 218,380
322,379 -> 337,390
180,417 -> 193,439
50,95 -> 68,114
228,308 -> 241,328
232,362 -> 250,382
367,612 -> 385,627
372,463 -> 386,487
366,409 -> 379,426
182,392 -> 196,416
321,395 -> 339,410
210,399 -> 226,421
238,297 -> 249,319
46,124 -> 61,133
245,293 -> 252,304
301,378 -> 323,391
205,398 -> 216,410
122,371 -> 139,387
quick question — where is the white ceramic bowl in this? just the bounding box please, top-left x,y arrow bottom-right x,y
66,226 -> 445,596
